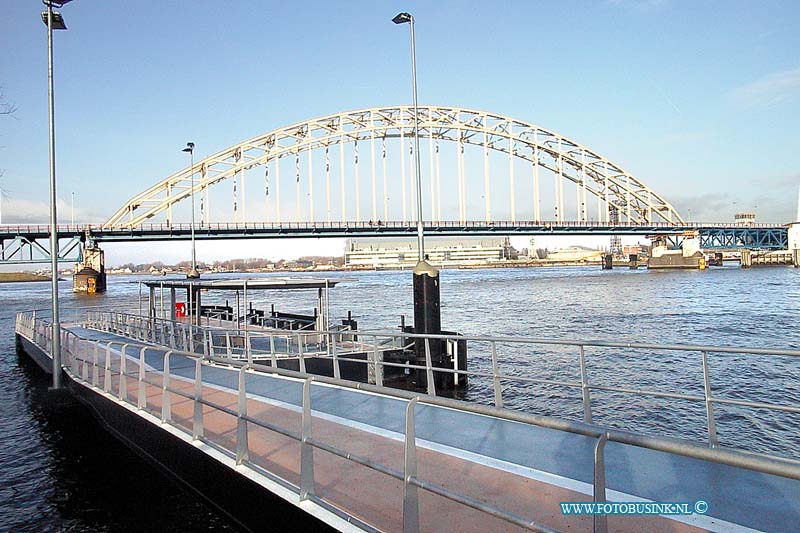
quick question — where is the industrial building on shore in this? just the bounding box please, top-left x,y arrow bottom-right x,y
344,238 -> 519,268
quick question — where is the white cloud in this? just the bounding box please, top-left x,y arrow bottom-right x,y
728,67 -> 800,108
0,197 -> 95,225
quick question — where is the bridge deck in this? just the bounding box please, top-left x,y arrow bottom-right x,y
54,325 -> 800,532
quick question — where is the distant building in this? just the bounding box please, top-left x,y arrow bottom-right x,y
546,246 -> 604,262
623,244 -> 648,257
344,238 -> 517,268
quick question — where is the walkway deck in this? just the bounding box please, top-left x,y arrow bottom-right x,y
49,324 -> 799,532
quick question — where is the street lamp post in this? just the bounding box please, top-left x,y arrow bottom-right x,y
183,142 -> 200,278
42,0 -> 72,389
393,12 -> 444,387
392,12 -> 424,260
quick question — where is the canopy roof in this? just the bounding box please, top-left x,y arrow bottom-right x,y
141,277 -> 345,291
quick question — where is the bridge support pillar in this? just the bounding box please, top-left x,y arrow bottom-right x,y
789,222 -> 800,268
740,250 -> 752,268
412,260 -> 466,391
413,259 -> 441,367
602,254 -> 613,270
73,241 -> 107,293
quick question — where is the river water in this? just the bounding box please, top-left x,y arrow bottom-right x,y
2,265 -> 799,530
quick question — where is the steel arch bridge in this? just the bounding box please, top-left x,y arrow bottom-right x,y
104,105 -> 685,229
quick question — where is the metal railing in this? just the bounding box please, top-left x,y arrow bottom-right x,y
14,310 -> 800,533
84,310 -> 800,452
1,219 -> 787,237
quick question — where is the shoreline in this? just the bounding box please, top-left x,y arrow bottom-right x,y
105,259 -> 636,276
0,273 -> 60,283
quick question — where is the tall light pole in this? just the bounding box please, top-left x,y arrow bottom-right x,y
392,12 -> 424,261
394,12 -> 444,381
183,142 -> 200,278
71,191 -> 74,224
42,0 -> 72,389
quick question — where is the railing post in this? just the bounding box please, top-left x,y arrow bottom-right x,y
138,346 -> 147,410
169,320 -> 176,349
298,334 -> 307,374
226,332 -> 232,361
246,329 -> 252,365
701,351 -> 719,447
593,433 -> 608,533
81,337 -> 89,382
300,377 -> 315,500
119,343 -> 128,402
490,341 -> 503,408
374,335 -> 383,388
269,333 -> 278,368
206,329 -> 214,360
104,343 -> 112,393
331,333 -> 340,379
162,351 -> 173,423
92,342 -> 99,387
403,397 -> 420,533
424,338 -> 436,396
193,358 -> 204,440
71,338 -> 80,375
579,345 -> 593,424
236,365 -> 249,464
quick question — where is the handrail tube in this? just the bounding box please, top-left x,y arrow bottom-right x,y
93,310 -> 800,358
92,310 -> 800,359
710,397 -> 800,414
357,328 -> 800,357
306,436 -> 403,479
408,476 -> 558,533
586,384 -> 706,403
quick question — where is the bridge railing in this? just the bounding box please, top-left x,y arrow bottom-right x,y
0,219 -> 787,236
15,310 -> 800,533
82,310 -> 800,456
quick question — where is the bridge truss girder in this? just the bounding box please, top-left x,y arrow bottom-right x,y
699,228 -> 789,250
104,106 -> 684,228
0,233 -> 83,265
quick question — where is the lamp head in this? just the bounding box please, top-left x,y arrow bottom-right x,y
392,12 -> 412,25
40,11 -> 67,29
182,142 -> 195,153
43,0 -> 74,6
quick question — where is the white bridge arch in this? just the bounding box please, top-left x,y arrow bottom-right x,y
104,106 -> 684,228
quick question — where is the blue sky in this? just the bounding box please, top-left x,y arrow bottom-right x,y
1,0 -> 799,263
